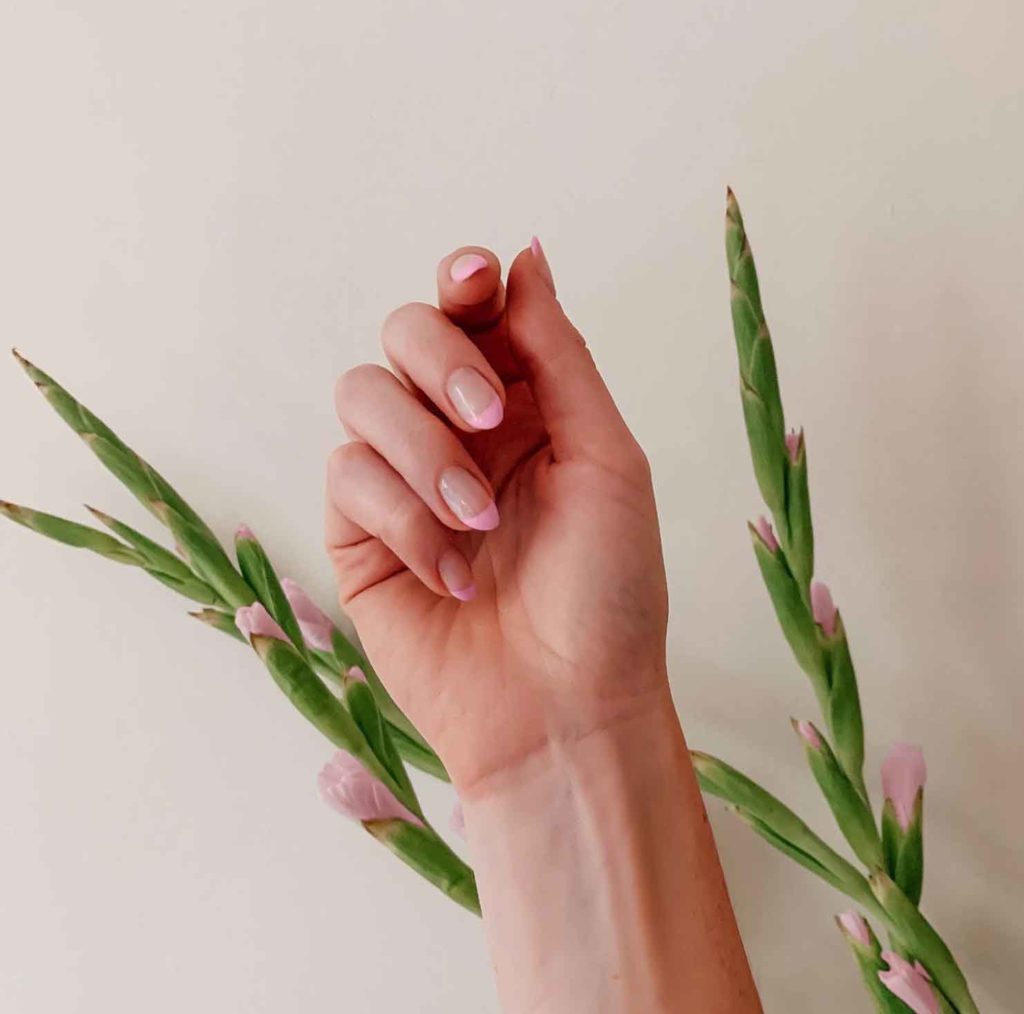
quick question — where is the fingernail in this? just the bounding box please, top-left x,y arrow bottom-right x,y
450,253 -> 488,283
530,235 -> 556,294
439,467 -> 499,531
438,548 -> 476,601
446,367 -> 503,430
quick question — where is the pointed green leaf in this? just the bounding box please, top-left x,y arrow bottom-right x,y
741,384 -> 786,517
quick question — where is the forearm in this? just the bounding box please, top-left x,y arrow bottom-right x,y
461,686 -> 762,1014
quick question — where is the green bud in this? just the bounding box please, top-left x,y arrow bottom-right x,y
154,502 -> 253,609
750,529 -> 828,710
364,820 -> 480,916
0,501 -> 142,566
189,608 -> 246,641
234,527 -> 308,658
793,720 -> 883,869
824,616 -> 867,799
782,432 -> 814,590
345,678 -> 416,804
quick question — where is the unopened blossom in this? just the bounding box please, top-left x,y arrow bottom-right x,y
881,743 -> 927,831
235,602 -> 288,643
794,719 -> 822,750
837,910 -> 871,948
318,750 -> 421,826
811,580 -> 837,638
878,952 -> 939,1014
753,516 -> 779,553
281,577 -> 336,651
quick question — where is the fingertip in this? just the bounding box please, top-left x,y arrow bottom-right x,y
438,547 -> 477,601
437,247 -> 505,330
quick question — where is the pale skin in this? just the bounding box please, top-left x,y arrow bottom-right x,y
325,241 -> 763,1013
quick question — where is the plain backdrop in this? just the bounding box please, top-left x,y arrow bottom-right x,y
1,2 -> 1021,1011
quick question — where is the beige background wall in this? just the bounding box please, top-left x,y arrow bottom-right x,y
1,2 -> 1021,1011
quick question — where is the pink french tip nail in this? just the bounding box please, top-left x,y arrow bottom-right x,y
450,253 -> 488,283
439,467 -> 500,531
464,502 -> 500,532
438,548 -> 477,601
530,235 -> 542,257
447,367 -> 504,430
529,235 -> 555,294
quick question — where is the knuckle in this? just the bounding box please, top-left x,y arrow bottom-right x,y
377,494 -> 424,551
326,440 -> 373,480
381,301 -> 435,351
334,363 -> 390,414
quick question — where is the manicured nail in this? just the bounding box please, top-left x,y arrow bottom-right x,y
450,253 -> 488,283
438,548 -> 477,601
530,235 -> 556,294
447,367 -> 503,430
439,467 -> 499,530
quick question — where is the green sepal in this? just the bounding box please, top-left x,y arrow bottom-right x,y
345,679 -> 416,804
796,721 -> 882,869
882,795 -> 924,907
824,615 -> 867,798
189,608 -> 246,641
869,871 -> 978,1014
741,384 -> 786,518
235,531 -> 309,659
13,352 -> 216,542
154,502 -> 253,609
750,529 -> 828,708
364,820 -> 480,916
782,433 -> 814,590
0,501 -> 142,565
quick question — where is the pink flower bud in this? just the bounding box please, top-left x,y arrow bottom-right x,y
881,743 -> 926,831
450,800 -> 466,839
837,910 -> 871,947
753,516 -> 780,553
280,578 -> 336,652
811,580 -> 837,638
878,952 -> 940,1014
317,751 -> 422,826
235,602 -> 288,643
794,719 -> 822,750
347,666 -> 368,684
785,428 -> 803,464
235,523 -> 255,541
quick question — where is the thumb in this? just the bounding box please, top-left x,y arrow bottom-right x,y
505,238 -> 635,463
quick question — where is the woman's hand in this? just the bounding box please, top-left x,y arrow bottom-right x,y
325,241 -> 761,1012
325,241 -> 670,792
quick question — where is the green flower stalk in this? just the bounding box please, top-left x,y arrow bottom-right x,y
720,191 -> 979,1013
3,351 -> 463,912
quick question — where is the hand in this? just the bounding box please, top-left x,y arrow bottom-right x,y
325,241 -> 670,792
